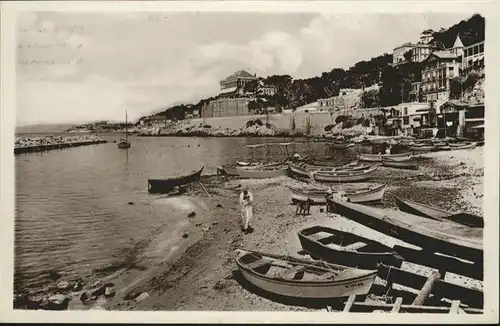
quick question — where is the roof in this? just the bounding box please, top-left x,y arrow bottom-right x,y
394,42 -> 415,50
453,35 -> 464,48
220,70 -> 257,83
440,100 -> 469,107
432,51 -> 459,59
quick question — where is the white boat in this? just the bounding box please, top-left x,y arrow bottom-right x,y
290,184 -> 387,204
234,249 -> 377,299
313,166 -> 379,183
358,152 -> 413,162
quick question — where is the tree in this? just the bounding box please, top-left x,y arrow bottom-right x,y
449,77 -> 463,99
403,50 -> 413,63
243,79 -> 258,94
361,89 -> 380,108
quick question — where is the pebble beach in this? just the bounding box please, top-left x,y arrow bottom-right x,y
13,145 -> 482,311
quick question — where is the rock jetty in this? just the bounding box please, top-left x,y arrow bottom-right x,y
15,135 -> 107,154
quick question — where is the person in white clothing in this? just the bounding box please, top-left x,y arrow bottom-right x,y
239,185 -> 254,234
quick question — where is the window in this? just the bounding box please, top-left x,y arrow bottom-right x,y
479,43 -> 484,53
473,46 -> 478,55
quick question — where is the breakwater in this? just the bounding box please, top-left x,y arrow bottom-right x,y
14,135 -> 108,154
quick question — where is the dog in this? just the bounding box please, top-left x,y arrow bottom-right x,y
296,198 -> 313,215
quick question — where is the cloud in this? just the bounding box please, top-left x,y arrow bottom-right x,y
15,11 -> 470,125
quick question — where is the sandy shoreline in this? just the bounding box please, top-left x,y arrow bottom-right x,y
87,146 -> 482,311
15,146 -> 483,311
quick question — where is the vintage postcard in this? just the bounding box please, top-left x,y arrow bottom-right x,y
1,0 -> 499,324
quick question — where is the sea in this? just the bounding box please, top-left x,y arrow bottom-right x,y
13,132 -> 369,295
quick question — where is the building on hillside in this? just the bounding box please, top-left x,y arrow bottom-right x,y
411,43 -> 434,62
419,29 -> 434,44
397,102 -> 432,136
393,42 -> 415,65
192,109 -> 200,118
438,100 -> 484,138
461,40 -> 485,76
257,85 -> 277,97
219,70 -> 258,98
201,97 -> 253,118
420,49 -> 462,102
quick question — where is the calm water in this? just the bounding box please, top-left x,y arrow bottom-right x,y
14,134 -> 364,293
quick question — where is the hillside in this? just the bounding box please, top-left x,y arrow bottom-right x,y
142,14 -> 484,121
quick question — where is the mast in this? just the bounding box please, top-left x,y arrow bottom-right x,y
125,110 -> 128,142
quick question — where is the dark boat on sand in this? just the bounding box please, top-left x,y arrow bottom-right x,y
381,157 -> 419,170
298,226 -> 404,269
394,196 -> 484,228
328,198 -> 483,264
148,166 -> 204,194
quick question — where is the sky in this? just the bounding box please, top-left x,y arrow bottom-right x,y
16,11 -> 470,125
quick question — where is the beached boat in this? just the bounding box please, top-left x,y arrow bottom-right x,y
432,144 -> 450,151
357,152 -> 413,162
449,142 -> 477,150
236,166 -> 288,179
409,145 -> 434,152
328,198 -> 483,264
328,184 -> 386,203
220,165 -> 239,176
234,249 -> 378,299
289,187 -> 329,204
313,166 -> 379,183
305,162 -> 371,172
290,183 -> 386,204
148,166 -> 204,194
298,226 -> 404,269
329,142 -> 354,149
394,196 -> 484,228
381,158 -> 419,170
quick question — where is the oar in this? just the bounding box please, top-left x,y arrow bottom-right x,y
197,180 -> 211,198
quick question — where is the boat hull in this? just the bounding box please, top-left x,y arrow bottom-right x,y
289,187 -> 327,204
148,166 -> 204,194
381,159 -> 418,169
329,198 -> 483,264
394,196 -> 484,228
298,226 -> 403,270
358,152 -> 413,162
235,249 -> 377,299
313,166 -> 378,183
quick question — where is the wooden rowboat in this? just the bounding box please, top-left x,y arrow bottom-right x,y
236,166 -> 288,179
305,162 -> 372,172
381,158 -> 419,170
222,161 -> 285,176
328,198 -> 483,264
298,226 -> 404,269
234,249 -> 378,299
313,166 -> 379,183
449,142 -> 477,150
148,166 -> 204,194
290,184 -> 386,204
358,152 -> 413,162
394,196 -> 484,228
327,184 -> 386,203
